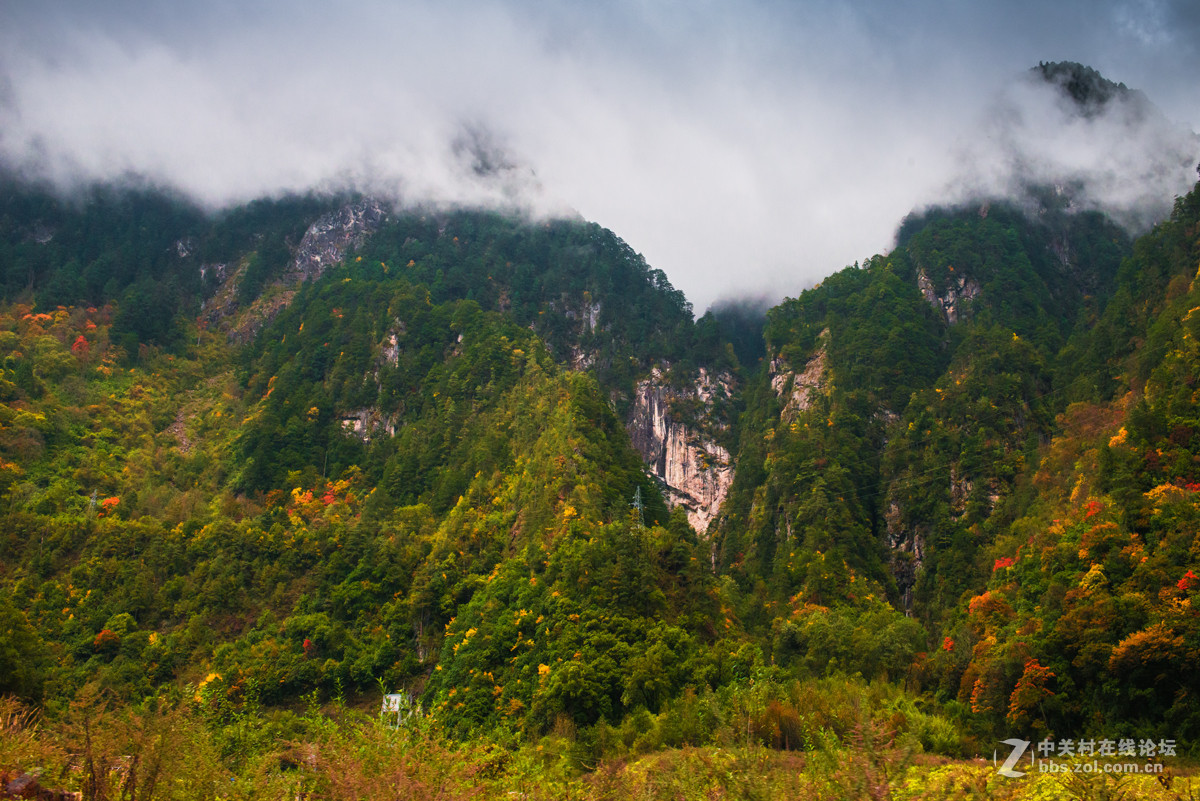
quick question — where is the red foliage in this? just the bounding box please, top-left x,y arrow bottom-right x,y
1079,522 -> 1124,560
1007,658 -> 1055,725
942,637 -> 955,651
967,590 -> 1015,633
1084,500 -> 1104,519
993,557 -> 1014,572
97,496 -> 120,517
71,334 -> 90,356
93,629 -> 120,651
1177,570 -> 1199,592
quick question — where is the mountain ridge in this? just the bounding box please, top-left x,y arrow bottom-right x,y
2,61 -> 1200,794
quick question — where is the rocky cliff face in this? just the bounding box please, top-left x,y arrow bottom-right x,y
916,269 -> 980,324
340,407 -> 397,440
769,329 -> 829,418
202,199 -> 387,342
340,323 -> 405,442
287,199 -> 386,282
626,368 -> 734,534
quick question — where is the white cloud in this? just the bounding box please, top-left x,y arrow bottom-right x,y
1,0 -> 1197,311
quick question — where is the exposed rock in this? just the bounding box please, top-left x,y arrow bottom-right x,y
585,301 -> 602,333
769,329 -> 829,418
199,258 -> 249,332
340,324 -> 408,441
568,346 -> 595,371
381,330 -> 402,367
549,296 -> 603,371
199,262 -> 228,283
228,289 -> 297,345
1,769 -> 81,800
949,464 -> 972,519
886,457 -> 1003,610
627,367 -> 734,533
884,493 -> 925,613
203,199 -> 388,343
29,224 -> 54,245
165,407 -> 193,454
340,407 -> 397,442
287,199 -> 386,282
916,268 -> 981,324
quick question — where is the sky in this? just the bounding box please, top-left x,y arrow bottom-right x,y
1,0 -> 1198,312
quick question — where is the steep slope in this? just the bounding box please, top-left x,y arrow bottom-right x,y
343,210 -> 742,531
713,196 -> 1133,648
921,180 -> 1200,740
3,61 -> 1200,762
0,183 -> 742,532
0,191 -> 747,735
0,289 -> 731,726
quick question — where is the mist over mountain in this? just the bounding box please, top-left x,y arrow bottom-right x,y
2,1 -> 1198,309
939,61 -> 1200,232
4,11 -> 1200,789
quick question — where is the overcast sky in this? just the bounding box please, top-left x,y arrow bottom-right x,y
1,0 -> 1198,312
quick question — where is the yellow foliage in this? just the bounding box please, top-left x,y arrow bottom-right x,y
1145,483 -> 1193,514
1109,623 -> 1185,673
1079,563 -> 1107,591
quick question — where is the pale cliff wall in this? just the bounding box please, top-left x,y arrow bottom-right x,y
626,368 -> 734,534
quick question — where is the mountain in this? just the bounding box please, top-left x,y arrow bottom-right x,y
953,61 -> 1200,233
1,63 -> 1199,796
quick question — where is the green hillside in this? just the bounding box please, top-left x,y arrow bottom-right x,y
2,155 -> 1200,797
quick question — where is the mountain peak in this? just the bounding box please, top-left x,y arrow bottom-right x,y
1031,61 -> 1138,117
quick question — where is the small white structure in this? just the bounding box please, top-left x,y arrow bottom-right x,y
380,691 -> 420,727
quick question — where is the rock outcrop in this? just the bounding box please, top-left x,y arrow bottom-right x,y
916,269 -> 981,324
340,407 -> 397,441
769,329 -> 829,418
339,323 -> 406,442
627,367 -> 734,534
287,199 -> 386,282
202,199 -> 387,342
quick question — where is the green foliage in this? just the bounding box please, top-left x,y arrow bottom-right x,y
0,175 -> 344,347
346,210 -> 734,410
0,591 -> 48,700
5,166 -> 1200,789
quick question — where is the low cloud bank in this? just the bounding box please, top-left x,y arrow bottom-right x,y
1,1 -> 1197,309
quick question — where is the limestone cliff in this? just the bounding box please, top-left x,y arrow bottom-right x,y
626,368 -> 734,534
916,268 -> 980,324
768,328 -> 829,418
286,199 -> 386,282
202,199 -> 386,342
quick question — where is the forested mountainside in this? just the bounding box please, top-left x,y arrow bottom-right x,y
2,61 -> 1200,800
713,185 -> 1200,741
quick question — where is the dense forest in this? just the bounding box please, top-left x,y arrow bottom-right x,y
2,64 -> 1200,800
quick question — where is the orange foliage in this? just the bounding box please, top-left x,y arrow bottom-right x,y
1007,658 -> 1055,727
1108,623 -> 1186,674
967,590 -> 1014,633
1078,522 -> 1124,560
